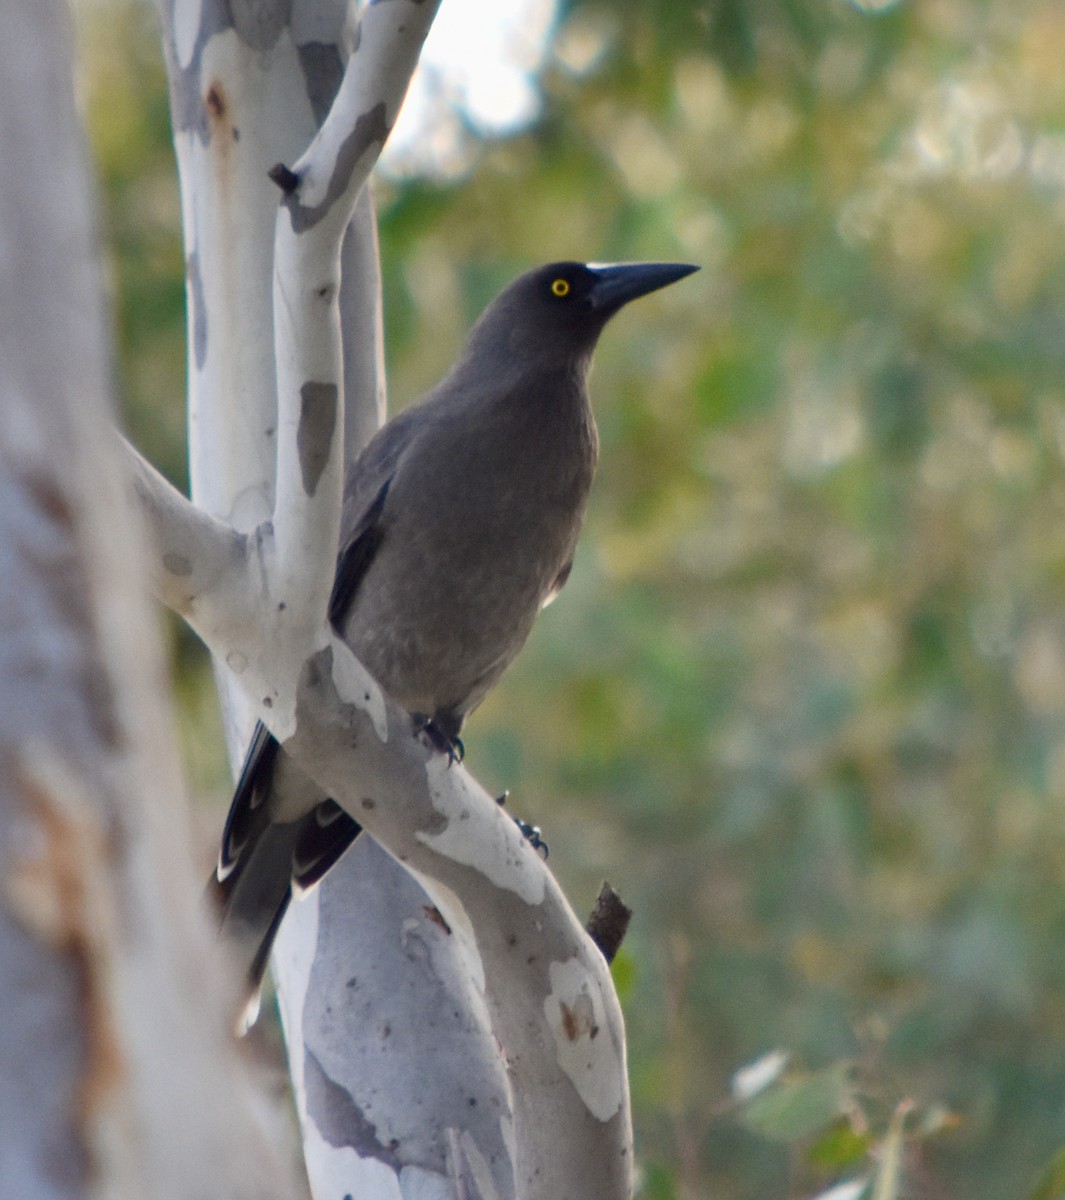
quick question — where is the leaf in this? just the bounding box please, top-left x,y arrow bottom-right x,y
609,946 -> 637,999
1028,1144 -> 1065,1200
808,1121 -> 873,1170
742,1063 -> 852,1143
639,1161 -> 678,1200
731,1048 -> 790,1100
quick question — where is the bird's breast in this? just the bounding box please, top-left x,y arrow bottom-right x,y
342,391 -> 597,721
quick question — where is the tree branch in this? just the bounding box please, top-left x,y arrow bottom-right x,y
263,0 -> 443,740
587,883 -> 633,965
122,439 -> 247,624
268,636 -> 633,1198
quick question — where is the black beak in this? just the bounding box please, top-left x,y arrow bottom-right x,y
587,261 -> 699,312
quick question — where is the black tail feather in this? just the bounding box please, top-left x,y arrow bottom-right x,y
208,721 -> 363,1010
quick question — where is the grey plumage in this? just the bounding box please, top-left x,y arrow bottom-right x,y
211,260 -> 698,998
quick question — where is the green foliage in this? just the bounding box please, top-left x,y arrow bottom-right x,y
1030,1143 -> 1065,1200
78,0 -> 188,491
741,1063 -> 853,1143
610,945 -> 638,1000
82,0 -> 1065,1195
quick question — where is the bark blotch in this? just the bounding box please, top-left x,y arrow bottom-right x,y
203,82 -> 241,144
296,646 -> 374,751
205,82 -> 226,120
282,103 -> 391,233
9,760 -> 127,1118
162,552 -> 193,577
422,905 -> 451,935
24,474 -> 72,528
560,1003 -> 578,1041
304,1048 -> 403,1166
187,252 -> 207,371
159,4 -> 233,141
297,381 -> 338,496
301,645 -> 334,693
559,992 -> 597,1042
297,42 -> 345,125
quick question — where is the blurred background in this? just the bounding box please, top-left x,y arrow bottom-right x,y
76,0 -> 1065,1196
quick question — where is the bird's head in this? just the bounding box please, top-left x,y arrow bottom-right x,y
459,260 -> 699,370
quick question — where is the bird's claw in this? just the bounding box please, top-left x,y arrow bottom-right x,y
412,714 -> 464,764
496,793 -> 549,858
516,818 -> 549,858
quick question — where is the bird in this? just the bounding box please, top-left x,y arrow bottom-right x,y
211,259 -> 698,1000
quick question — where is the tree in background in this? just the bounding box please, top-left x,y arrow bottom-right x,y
0,2 -> 302,1194
79,0 -> 1065,1198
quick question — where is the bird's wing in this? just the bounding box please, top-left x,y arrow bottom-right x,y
329,403 -> 423,626
328,476 -> 391,626
541,558 -> 573,609
217,719 -> 279,882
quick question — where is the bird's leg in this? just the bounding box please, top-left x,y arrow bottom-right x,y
515,818 -> 549,858
496,790 -> 549,858
411,713 -> 464,764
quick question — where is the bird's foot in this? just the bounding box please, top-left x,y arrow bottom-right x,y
496,791 -> 549,858
516,818 -> 549,858
412,713 -> 464,764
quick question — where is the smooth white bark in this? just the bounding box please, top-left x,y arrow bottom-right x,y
123,442 -> 246,621
0,3 -> 301,1196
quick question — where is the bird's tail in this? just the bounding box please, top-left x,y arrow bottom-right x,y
207,721 -> 361,1028
207,816 -> 299,1024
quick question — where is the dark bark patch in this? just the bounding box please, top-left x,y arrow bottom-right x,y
422,905 -> 452,935
205,82 -> 226,120
160,3 -> 232,141
305,1049 -> 403,1167
24,474 -> 72,528
559,991 -> 599,1043
204,81 -> 242,146
560,1002 -> 579,1041
186,252 -> 207,370
162,552 -> 192,577
297,41 -> 345,124
297,381 -> 338,496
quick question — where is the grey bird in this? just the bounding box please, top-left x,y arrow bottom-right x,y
211,260 -> 698,995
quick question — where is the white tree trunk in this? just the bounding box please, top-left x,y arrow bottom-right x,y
144,2 -> 635,1196
0,3 -> 303,1196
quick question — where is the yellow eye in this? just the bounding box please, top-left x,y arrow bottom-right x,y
550,278 -> 571,298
